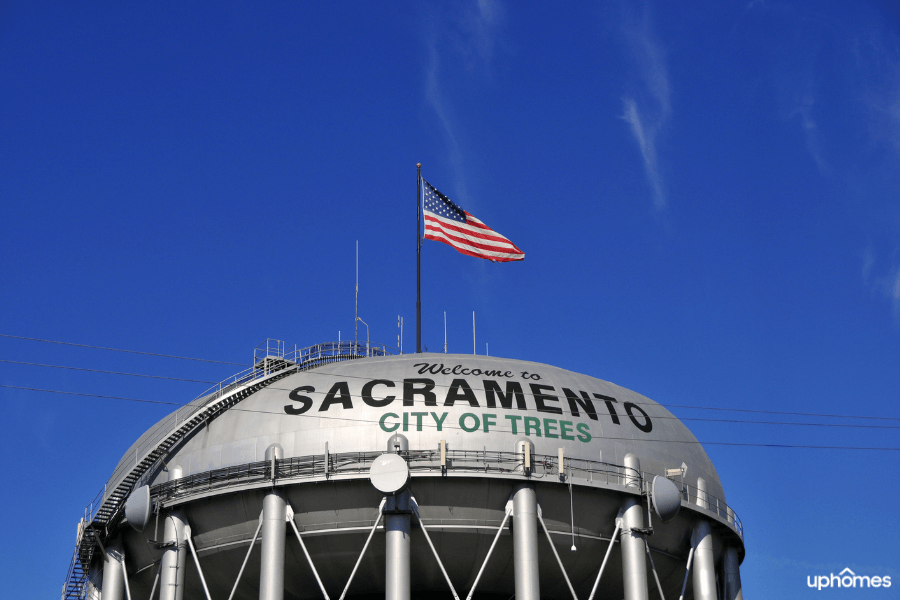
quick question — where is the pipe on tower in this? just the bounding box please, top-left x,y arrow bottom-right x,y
160,466 -> 187,600
723,545 -> 743,600
691,477 -> 717,600
384,490 -> 411,600
260,444 -> 286,600
620,453 -> 649,600
100,537 -> 125,600
512,482 -> 540,600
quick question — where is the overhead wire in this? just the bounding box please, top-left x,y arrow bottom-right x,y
0,333 -> 245,366
3,384 -> 899,450
0,359 -> 218,384
2,333 -> 897,422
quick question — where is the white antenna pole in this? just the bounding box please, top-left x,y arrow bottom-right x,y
444,311 -> 447,353
355,240 -> 358,350
472,311 -> 476,355
486,342 -> 489,356
398,316 -> 403,354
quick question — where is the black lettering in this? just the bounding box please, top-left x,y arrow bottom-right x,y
319,381 -> 352,411
484,380 -> 527,409
530,384 -> 562,414
361,379 -> 395,407
563,388 -> 598,420
624,402 -> 652,433
444,378 -> 479,407
414,363 -> 430,374
285,386 -> 315,415
594,393 -> 620,425
403,378 -> 437,407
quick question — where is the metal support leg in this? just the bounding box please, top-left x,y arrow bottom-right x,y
147,561 -> 162,600
512,483 -> 540,600
465,506 -> 512,600
678,547 -> 694,600
385,490 -> 411,600
287,506 -> 331,600
185,527 -> 212,600
338,498 -> 386,600
723,546 -> 743,600
159,467 -> 186,600
228,511 -> 264,600
587,523 -> 620,600
691,520 -> 716,600
621,454 -> 649,600
260,489 -> 287,600
410,497 -> 460,600
100,537 -> 125,600
644,538 -> 666,600
536,505 -> 578,600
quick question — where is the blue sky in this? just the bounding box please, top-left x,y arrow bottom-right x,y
1,1 -> 899,598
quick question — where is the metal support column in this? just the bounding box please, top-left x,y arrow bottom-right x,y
100,537 -> 125,600
260,444 -> 286,600
512,483 -> 540,600
723,546 -> 743,600
385,490 -> 411,600
691,477 -> 717,600
160,466 -> 187,600
620,453 -> 649,600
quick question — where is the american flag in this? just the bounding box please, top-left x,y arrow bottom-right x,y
422,179 -> 524,262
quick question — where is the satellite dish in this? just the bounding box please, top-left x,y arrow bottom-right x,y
369,453 -> 410,494
124,485 -> 152,532
651,475 -> 682,523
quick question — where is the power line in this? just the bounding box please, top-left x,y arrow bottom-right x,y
5,385 -> 899,448
258,368 -> 900,422
2,334 -> 896,423
0,333 -> 245,366
4,352 -> 897,424
0,360 -> 218,384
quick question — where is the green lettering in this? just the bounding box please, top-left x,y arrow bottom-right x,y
411,412 -> 427,431
505,415 -> 522,434
482,413 -> 497,433
576,422 -> 592,443
543,418 -> 559,439
559,420 -> 575,441
430,411 -> 448,431
380,413 -> 400,432
460,413 -> 480,432
524,416 -> 542,437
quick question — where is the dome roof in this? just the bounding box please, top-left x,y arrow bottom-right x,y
114,353 -> 725,501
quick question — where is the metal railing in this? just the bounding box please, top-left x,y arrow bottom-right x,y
150,448 -> 744,539
101,339 -> 399,509
63,339 -> 399,600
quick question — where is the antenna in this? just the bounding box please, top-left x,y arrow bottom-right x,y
444,311 -> 447,353
472,311 -> 476,355
355,240 -> 358,349
398,316 -> 403,354
486,342 -> 489,356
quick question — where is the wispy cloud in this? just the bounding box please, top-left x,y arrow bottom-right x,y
621,97 -> 665,210
862,246 -> 900,324
791,92 -> 827,172
421,1 -> 502,205
619,6 -> 671,211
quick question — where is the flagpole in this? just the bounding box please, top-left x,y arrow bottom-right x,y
416,163 -> 422,353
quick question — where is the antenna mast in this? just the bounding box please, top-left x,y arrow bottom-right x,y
355,240 -> 358,349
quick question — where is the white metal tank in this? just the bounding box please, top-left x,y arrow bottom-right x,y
63,342 -> 745,600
